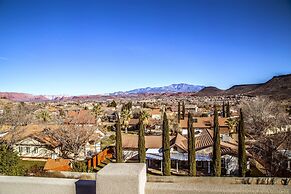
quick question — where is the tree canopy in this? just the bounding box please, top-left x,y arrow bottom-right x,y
0,144 -> 24,176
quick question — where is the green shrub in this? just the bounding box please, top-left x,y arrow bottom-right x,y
72,161 -> 87,172
0,144 -> 25,176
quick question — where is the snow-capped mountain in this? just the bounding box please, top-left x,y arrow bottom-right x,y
111,83 -> 205,95
43,95 -> 71,100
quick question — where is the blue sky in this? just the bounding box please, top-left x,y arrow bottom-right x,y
0,0 -> 290,95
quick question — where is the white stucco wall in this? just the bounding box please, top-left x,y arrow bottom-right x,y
13,137 -> 59,159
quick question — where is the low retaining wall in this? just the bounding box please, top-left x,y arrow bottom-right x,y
146,182 -> 290,194
148,176 -> 291,185
0,176 -> 77,194
0,176 -> 96,194
0,164 -> 290,194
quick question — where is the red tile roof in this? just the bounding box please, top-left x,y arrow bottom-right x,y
44,159 -> 72,171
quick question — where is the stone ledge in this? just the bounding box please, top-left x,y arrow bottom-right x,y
147,176 -> 291,185
146,182 -> 291,194
0,176 -> 77,194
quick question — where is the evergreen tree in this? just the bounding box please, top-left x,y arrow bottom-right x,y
138,115 -> 146,163
226,101 -> 230,117
178,102 -> 181,122
222,101 -> 225,117
108,100 -> 117,108
0,144 -> 24,176
212,105 -> 221,176
115,113 -> 123,163
182,101 -> 185,119
162,112 -> 171,176
188,112 -> 196,176
37,110 -> 51,123
121,101 -> 132,111
238,108 -> 247,177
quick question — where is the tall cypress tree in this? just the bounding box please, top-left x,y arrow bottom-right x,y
222,101 -> 225,117
212,106 -> 221,176
138,115 -> 146,163
238,108 -> 247,177
162,112 -> 171,176
178,102 -> 181,122
182,101 -> 185,120
115,113 -> 123,163
226,101 -> 230,117
188,112 -> 196,176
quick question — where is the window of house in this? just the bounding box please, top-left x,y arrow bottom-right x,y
18,146 -> 23,153
197,161 -> 202,168
32,147 -> 38,154
26,147 -> 30,153
221,158 -> 225,168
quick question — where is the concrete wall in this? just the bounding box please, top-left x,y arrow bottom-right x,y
96,163 -> 146,194
0,164 -> 290,194
0,176 -> 95,194
147,176 -> 291,185
0,176 -> 77,194
146,182 -> 290,194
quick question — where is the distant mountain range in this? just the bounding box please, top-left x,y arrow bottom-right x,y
0,74 -> 290,101
195,74 -> 291,99
111,83 -> 205,95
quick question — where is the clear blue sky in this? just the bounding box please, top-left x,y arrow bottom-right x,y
0,0 -> 290,95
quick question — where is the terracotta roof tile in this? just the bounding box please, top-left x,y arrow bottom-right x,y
44,159 -> 71,171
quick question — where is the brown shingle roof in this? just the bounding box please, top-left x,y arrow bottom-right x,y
2,124 -> 60,147
129,118 -> 160,126
65,110 -> 96,125
122,134 -> 175,149
179,117 -> 229,131
149,109 -> 160,115
172,133 -> 188,152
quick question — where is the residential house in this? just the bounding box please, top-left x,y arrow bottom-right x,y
149,108 -> 161,120
1,125 -> 60,161
179,116 -> 230,136
128,118 -> 161,132
2,124 -> 102,161
121,129 -> 247,176
14,135 -> 61,161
